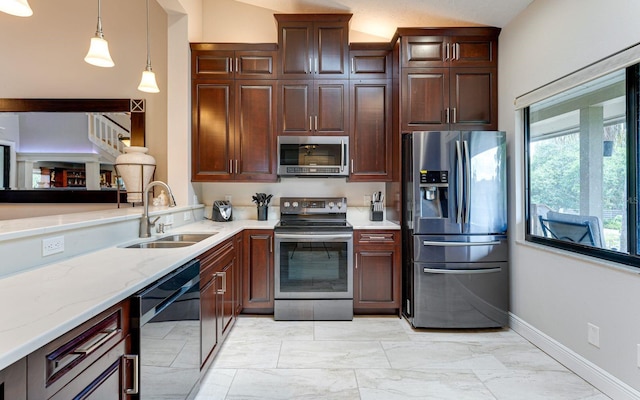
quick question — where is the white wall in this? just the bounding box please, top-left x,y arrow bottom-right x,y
0,0 -> 168,218
499,0 -> 640,394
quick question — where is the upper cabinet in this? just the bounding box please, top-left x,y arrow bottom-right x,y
192,43 -> 279,80
275,14 -> 351,79
396,27 -> 500,132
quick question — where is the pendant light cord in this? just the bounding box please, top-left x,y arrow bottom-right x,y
96,0 -> 104,37
145,0 -> 151,69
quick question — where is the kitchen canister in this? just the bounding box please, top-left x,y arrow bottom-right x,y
115,146 -> 156,203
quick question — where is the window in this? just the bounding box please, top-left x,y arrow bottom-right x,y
525,66 -> 640,267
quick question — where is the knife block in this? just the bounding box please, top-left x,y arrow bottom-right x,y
369,204 -> 383,221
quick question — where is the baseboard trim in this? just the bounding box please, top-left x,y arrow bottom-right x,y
509,313 -> 640,400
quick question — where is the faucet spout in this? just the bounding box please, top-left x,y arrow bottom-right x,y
140,181 -> 176,238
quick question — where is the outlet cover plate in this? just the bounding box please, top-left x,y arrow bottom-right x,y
42,236 -> 64,256
588,323 -> 600,348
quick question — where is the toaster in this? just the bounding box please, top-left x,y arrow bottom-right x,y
212,200 -> 233,222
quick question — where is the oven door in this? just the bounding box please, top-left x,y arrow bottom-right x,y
274,232 -> 353,299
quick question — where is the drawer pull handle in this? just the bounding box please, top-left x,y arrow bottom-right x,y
74,328 -> 119,355
365,236 -> 389,240
124,354 -> 140,394
216,271 -> 227,294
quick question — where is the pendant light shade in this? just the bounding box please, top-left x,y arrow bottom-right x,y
138,0 -> 159,93
0,0 -> 33,17
85,0 -> 114,67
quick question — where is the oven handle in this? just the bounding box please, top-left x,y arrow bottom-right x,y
275,233 -> 353,241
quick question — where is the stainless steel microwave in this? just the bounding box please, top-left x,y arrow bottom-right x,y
277,136 -> 349,177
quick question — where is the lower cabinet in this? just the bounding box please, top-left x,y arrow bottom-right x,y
354,230 -> 402,315
198,237 -> 238,370
0,357 -> 26,400
242,229 -> 274,313
27,300 -> 136,400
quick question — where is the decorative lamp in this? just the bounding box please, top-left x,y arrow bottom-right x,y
137,0 -> 159,93
0,0 -> 33,17
84,0 -> 114,68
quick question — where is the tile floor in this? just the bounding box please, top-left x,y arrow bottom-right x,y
194,316 -> 609,400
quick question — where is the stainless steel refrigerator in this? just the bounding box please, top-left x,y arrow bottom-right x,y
402,131 -> 508,328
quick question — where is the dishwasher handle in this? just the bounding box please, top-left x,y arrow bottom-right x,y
423,267 -> 502,274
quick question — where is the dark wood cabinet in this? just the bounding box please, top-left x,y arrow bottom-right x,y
198,238 -> 238,369
192,78 -> 277,182
242,229 -> 274,313
398,28 -> 499,131
275,14 -> 351,79
354,230 -> 401,315
278,79 -> 348,136
27,300 -> 135,400
191,44 -> 278,79
234,232 -> 244,315
191,43 -> 278,182
349,44 -> 392,79
401,67 -> 497,131
0,358 -> 26,400
349,79 -> 393,181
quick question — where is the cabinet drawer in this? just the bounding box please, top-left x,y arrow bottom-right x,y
28,301 -> 130,399
356,230 -> 398,244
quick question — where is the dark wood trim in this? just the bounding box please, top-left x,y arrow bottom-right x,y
274,13 -> 352,23
190,43 -> 278,52
0,190 -> 128,203
391,26 -> 501,46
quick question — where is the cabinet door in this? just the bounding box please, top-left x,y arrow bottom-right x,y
450,67 -> 497,130
242,230 -> 274,313
234,233 -> 244,315
278,80 -> 313,135
192,80 -> 235,181
200,273 -> 220,368
450,36 -> 497,67
235,80 -> 277,181
315,80 -> 349,135
349,49 -> 391,79
235,51 -> 278,79
314,21 -> 349,78
401,36 -> 448,68
0,358 -> 26,400
349,80 -> 392,181
279,21 -> 314,78
219,256 -> 236,339
192,50 -> 234,79
354,230 -> 401,313
401,68 -> 450,131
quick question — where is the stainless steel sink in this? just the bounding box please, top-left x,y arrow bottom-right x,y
122,232 -> 218,249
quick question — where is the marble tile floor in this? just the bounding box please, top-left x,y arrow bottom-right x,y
194,315 -> 609,400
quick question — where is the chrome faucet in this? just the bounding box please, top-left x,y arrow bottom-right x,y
140,181 -> 176,238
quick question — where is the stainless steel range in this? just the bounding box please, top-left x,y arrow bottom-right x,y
274,197 -> 353,320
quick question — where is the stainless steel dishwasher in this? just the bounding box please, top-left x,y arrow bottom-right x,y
131,259 -> 201,400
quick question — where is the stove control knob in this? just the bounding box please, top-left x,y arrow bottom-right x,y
328,201 -> 335,208
337,202 -> 343,209
284,201 -> 290,208
292,201 -> 299,208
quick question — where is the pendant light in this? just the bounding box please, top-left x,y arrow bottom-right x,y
0,0 -> 33,17
138,0 -> 159,93
84,0 -> 114,68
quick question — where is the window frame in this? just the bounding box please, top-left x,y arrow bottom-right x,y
524,64 -> 640,269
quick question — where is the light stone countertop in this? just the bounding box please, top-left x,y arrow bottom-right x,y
0,209 -> 398,371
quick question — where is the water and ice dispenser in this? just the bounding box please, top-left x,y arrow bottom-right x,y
419,170 -> 448,219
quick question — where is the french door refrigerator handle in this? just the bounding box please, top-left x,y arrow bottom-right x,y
463,140 -> 471,224
455,140 -> 464,224
422,240 -> 501,247
423,267 -> 502,274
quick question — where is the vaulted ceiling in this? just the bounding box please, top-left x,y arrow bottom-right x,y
233,0 -> 533,39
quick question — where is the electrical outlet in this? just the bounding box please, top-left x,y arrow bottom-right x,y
42,236 -> 64,256
165,214 -> 174,224
588,323 -> 600,348
225,194 -> 232,202
183,211 -> 191,221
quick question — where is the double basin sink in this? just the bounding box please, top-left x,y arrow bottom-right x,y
123,233 -> 217,249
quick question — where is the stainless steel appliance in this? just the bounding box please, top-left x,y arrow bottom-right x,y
402,131 -> 508,328
212,200 -> 233,222
131,260 -> 201,399
274,197 -> 353,320
277,136 -> 349,177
